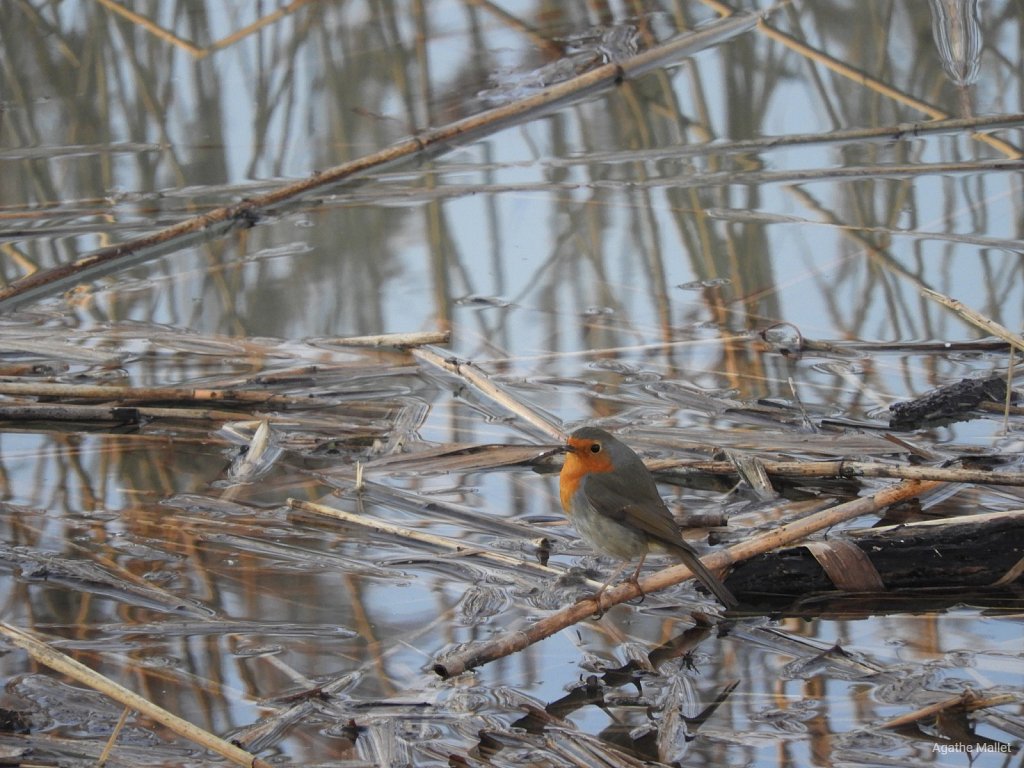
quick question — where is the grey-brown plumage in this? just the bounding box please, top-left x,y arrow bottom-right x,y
561,427 -> 737,608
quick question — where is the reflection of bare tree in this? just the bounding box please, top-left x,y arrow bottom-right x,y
2,3 -> 1021,352
2,2 -> 416,339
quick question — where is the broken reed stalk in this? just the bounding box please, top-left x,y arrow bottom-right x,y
314,330 -> 451,348
433,478 -> 943,678
287,497 -> 577,584
98,706 -> 133,766
412,346 -> 565,440
647,457 -> 1024,487
877,690 -> 1018,730
0,381 -> 299,405
0,12 -> 759,311
0,403 -> 244,423
920,287 -> 1024,354
0,623 -> 273,768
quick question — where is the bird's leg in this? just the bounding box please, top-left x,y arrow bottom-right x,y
590,583 -> 609,619
627,552 -> 648,605
588,561 -> 629,618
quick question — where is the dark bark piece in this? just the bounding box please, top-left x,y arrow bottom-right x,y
726,511 -> 1024,607
888,375 -> 1017,430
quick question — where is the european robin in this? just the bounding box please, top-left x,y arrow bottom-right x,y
559,427 -> 737,608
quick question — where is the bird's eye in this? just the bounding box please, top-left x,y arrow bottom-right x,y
590,442 -> 601,453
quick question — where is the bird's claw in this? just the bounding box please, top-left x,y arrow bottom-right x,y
626,576 -> 646,606
587,587 -> 608,619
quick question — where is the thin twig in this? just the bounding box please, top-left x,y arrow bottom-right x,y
96,0 -> 317,59
1004,347 -> 1017,432
97,706 -> 132,767
463,0 -> 565,57
93,0 -> 204,56
207,0 -> 317,54
433,478 -> 943,677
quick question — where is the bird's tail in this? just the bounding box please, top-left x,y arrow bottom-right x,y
670,545 -> 738,608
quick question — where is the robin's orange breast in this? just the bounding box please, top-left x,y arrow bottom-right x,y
559,433 -> 615,513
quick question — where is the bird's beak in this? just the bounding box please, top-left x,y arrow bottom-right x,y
543,443 -> 572,454
535,443 -> 570,455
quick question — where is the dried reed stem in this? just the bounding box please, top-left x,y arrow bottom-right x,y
316,330 -> 451,348
877,690 -> 1017,730
0,623 -> 273,768
920,287 -> 1024,354
412,346 -> 564,439
0,381 -> 297,405
0,403 -> 244,423
288,497 -> 574,583
647,457 -> 1024,487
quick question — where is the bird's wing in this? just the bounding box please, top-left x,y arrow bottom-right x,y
582,469 -> 738,607
581,471 -> 684,547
